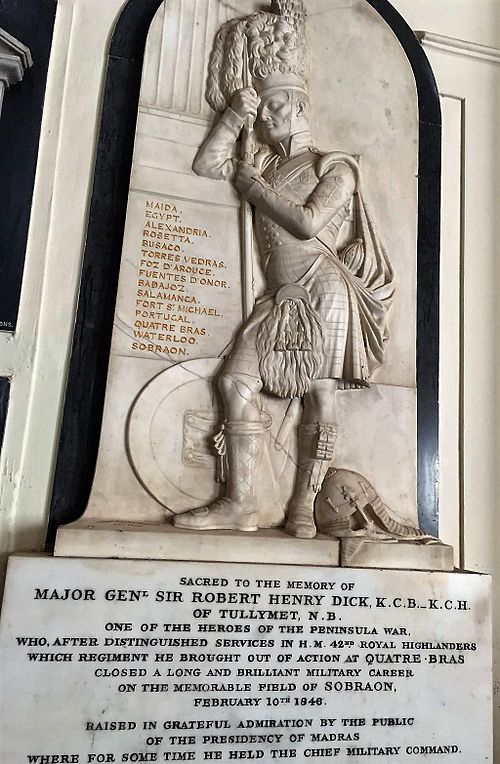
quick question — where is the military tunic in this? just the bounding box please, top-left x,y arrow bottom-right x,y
193,110 -> 393,391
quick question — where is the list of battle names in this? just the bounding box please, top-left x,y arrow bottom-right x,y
132,199 -> 233,359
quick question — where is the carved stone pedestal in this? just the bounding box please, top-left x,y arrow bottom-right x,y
340,537 -> 454,570
54,521 -> 340,567
55,521 -> 454,571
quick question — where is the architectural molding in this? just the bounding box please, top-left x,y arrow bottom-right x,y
417,32 -> 500,65
0,28 -> 32,87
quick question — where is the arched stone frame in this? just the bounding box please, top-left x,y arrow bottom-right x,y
47,0 -> 441,542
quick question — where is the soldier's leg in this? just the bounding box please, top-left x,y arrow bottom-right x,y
219,372 -> 286,529
173,368 -> 267,531
302,379 -> 338,426
286,379 -> 338,539
218,372 -> 263,422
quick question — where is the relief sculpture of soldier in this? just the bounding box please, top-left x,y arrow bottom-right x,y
174,0 -> 395,540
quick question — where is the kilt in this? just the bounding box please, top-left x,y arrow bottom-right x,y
224,249 -> 371,389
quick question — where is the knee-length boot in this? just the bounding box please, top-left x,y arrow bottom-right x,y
173,420 -> 265,531
285,423 -> 338,539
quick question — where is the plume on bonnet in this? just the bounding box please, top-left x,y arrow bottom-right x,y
206,0 -> 308,113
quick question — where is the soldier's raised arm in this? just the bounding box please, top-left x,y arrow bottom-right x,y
192,88 -> 260,180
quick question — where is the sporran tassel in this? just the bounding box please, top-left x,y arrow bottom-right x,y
256,298 -> 325,398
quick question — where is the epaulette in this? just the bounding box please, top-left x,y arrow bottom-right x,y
316,151 -> 361,191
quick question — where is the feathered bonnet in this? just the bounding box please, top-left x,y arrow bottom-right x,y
206,0 -> 309,113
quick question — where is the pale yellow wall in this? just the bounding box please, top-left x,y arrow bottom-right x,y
0,0 -> 499,749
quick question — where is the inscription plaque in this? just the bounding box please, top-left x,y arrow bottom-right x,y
0,556 -> 492,762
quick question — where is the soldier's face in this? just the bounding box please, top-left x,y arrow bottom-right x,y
258,89 -> 299,144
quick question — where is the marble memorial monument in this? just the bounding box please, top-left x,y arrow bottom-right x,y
54,0 -> 450,568
0,2 -> 493,763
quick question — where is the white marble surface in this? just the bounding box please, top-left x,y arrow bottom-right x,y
85,355 -> 416,526
1,0 -> 498,754
113,186 -> 244,363
72,0 -> 420,535
0,556 -> 492,763
55,524 -> 340,566
139,0 -> 418,385
340,538 -> 454,571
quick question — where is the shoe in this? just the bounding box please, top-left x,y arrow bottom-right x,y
173,498 -> 258,532
285,502 -> 317,539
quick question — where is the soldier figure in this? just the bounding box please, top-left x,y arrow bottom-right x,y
174,1 -> 393,539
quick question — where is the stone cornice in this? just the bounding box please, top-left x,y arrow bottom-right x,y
0,27 -> 33,87
416,31 -> 500,65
